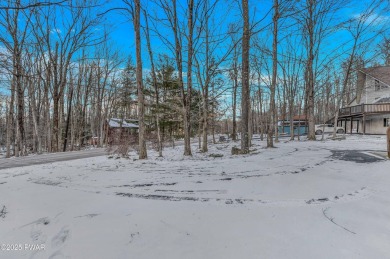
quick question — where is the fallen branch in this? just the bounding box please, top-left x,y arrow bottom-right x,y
322,207 -> 356,235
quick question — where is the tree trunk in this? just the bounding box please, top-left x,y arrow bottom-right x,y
268,0 -> 279,148
306,0 -> 316,140
6,85 -> 15,158
144,10 -> 162,157
241,0 -> 250,154
134,0 -> 147,159
232,76 -> 237,141
16,52 -> 26,156
183,0 -> 194,156
28,78 -> 42,154
15,119 -> 20,157
63,84 -> 74,152
202,93 -> 208,152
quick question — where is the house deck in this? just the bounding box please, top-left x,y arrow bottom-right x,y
337,103 -> 390,134
339,103 -> 390,118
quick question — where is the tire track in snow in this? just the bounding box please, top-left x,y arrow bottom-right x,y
116,186 -> 372,207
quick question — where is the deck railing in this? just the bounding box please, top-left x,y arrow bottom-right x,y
339,103 -> 390,116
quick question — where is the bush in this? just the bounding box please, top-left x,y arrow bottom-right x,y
231,146 -> 241,155
107,134 -> 138,157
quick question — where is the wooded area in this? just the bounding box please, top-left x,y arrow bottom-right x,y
0,0 -> 389,159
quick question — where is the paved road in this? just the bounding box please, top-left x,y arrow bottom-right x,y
0,148 -> 106,170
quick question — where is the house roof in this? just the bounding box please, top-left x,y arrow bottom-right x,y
278,115 -> 307,121
375,97 -> 390,103
361,66 -> 390,86
108,118 -> 139,128
292,114 -> 307,121
356,66 -> 390,104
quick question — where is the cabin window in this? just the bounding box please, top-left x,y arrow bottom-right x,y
375,80 -> 380,91
384,118 -> 390,127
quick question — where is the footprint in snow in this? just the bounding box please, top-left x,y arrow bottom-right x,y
52,226 -> 71,248
19,217 -> 50,244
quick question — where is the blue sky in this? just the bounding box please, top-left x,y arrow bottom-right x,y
100,0 -> 389,72
99,0 -> 241,69
0,0 -> 389,77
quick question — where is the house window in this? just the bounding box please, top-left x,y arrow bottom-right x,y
384,118 -> 390,127
375,80 -> 380,91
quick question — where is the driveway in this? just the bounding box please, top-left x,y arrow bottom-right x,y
0,148 -> 106,170
330,150 -> 386,163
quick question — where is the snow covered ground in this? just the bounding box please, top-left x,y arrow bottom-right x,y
0,134 -> 389,259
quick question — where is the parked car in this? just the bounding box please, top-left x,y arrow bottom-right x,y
315,124 -> 345,135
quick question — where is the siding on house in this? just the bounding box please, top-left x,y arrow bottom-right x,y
339,66 -> 390,135
340,115 -> 390,135
361,115 -> 390,134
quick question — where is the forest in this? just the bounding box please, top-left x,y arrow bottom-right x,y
0,0 -> 389,159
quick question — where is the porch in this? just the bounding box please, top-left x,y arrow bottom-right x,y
337,103 -> 390,134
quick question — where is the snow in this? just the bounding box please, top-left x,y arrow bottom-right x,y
0,134 -> 389,259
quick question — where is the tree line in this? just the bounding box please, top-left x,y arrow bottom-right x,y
0,0 -> 389,159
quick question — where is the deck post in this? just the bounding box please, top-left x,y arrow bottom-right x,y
387,127 -> 390,158
357,119 -> 359,133
363,113 -> 366,135
350,118 -> 353,134
344,119 -> 347,133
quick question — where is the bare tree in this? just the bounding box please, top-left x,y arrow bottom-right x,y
297,0 -> 346,140
144,10 -> 162,157
279,39 -> 304,141
241,0 -> 250,153
194,0 -> 235,152
228,24 -> 240,141
267,0 -> 279,148
379,37 -> 390,66
154,0 -> 197,156
31,0 -> 101,152
0,0 -> 34,156
130,0 -> 147,159
184,0 -> 195,156
0,1 -> 67,10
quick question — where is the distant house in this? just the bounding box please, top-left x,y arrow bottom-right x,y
278,114 -> 308,135
338,66 -> 390,134
106,118 -> 139,145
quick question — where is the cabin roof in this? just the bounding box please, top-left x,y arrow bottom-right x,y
108,118 -> 139,128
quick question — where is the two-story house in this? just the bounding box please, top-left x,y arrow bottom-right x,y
338,66 -> 390,134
